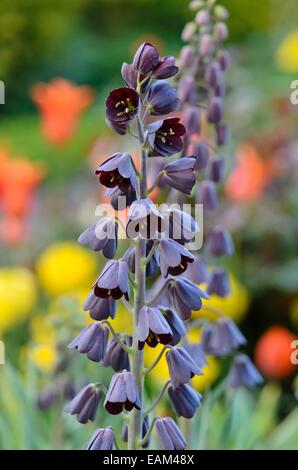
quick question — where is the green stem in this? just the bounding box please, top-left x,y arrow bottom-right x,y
101,320 -> 133,354
144,345 -> 170,375
144,380 -> 170,416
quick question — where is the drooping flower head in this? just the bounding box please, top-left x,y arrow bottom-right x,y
104,370 -> 141,415
93,259 -> 130,301
85,427 -> 114,450
155,417 -> 186,450
65,384 -> 102,424
137,306 -> 173,350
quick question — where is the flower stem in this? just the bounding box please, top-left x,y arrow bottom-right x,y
101,320 -> 133,354
144,345 -> 171,375
144,380 -> 170,416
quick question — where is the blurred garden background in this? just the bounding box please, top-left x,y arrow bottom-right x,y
0,0 -> 298,450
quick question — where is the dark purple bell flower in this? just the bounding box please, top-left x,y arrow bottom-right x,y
106,87 -> 139,124
94,259 -> 130,301
68,323 -> 109,363
183,106 -> 201,135
166,346 -> 203,389
133,42 -> 159,76
201,318 -> 246,356
65,383 -> 102,424
161,157 -> 196,195
148,118 -> 186,157
215,122 -> 229,146
187,141 -> 209,171
83,292 -> 116,321
209,157 -> 225,182
205,61 -> 222,88
102,335 -> 132,372
85,427 -> 114,450
121,62 -> 138,89
207,97 -> 224,124
196,180 -> 218,210
106,117 -> 129,135
127,198 -> 164,239
157,238 -> 194,277
184,256 -> 209,285
104,370 -> 141,415
37,386 -> 57,410
161,308 -> 186,346
155,417 -> 186,450
179,45 -> 195,69
213,81 -> 226,98
78,217 -> 118,259
167,277 -> 209,320
123,241 -> 159,276
217,49 -> 231,71
153,55 -> 179,79
166,208 -> 199,245
178,75 -> 196,103
146,81 -> 180,116
228,354 -> 263,389
95,152 -> 137,194
184,342 -> 207,368
122,416 -> 151,448
207,268 -> 230,297
168,383 -> 202,418
138,306 -> 172,350
206,226 -> 234,257
107,185 -> 137,211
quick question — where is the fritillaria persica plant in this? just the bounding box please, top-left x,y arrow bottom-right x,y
65,0 -> 262,451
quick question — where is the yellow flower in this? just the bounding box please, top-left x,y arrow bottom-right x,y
275,31 -> 298,73
29,314 -> 56,343
36,242 -> 97,298
193,273 -> 250,323
26,342 -> 57,373
0,267 -> 37,334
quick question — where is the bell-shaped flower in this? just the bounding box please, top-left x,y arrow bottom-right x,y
201,318 -> 246,356
167,277 -> 209,320
168,383 -> 202,418
104,370 -> 141,415
83,292 -> 116,321
102,335 -> 132,372
166,346 -> 203,389
207,268 -> 230,297
78,217 -> 118,259
148,118 -> 186,157
153,55 -> 178,79
184,256 -> 209,285
206,226 -> 234,257
95,153 -> 137,194
126,198 -> 164,239
137,306 -> 172,350
85,427 -> 114,450
146,81 -> 180,116
106,87 -> 139,126
155,417 -> 186,450
161,157 -> 196,194
133,42 -> 159,76
228,354 -> 263,388
65,384 -> 102,424
68,323 -> 109,362
157,238 -> 195,277
94,259 -> 130,301
161,308 -> 186,346
196,180 -> 218,210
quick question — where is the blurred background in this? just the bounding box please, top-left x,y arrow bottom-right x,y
0,0 -> 298,450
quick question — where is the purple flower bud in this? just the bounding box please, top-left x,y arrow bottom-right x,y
184,256 -> 209,284
207,268 -> 230,297
78,217 -> 118,259
148,118 -> 186,157
153,55 -> 179,79
207,97 -> 224,124
205,61 -> 222,88
228,354 -> 263,389
104,370 -> 141,415
65,383 -> 102,424
127,198 -> 164,239
179,45 -> 195,68
213,81 -> 225,98
178,75 -> 196,103
121,62 -> 138,89
157,238 -> 195,277
95,152 -> 137,194
166,346 -> 203,389
199,34 -> 214,57
167,278 -> 209,320
83,292 -> 116,321
217,49 -> 231,71
206,226 -> 234,256
209,157 -> 224,182
201,318 -> 246,356
195,9 -> 210,25
133,42 -> 159,76
155,417 -> 186,450
107,185 -> 137,211
161,308 -> 186,346
188,141 -> 209,170
123,241 -> 159,277
183,106 -> 201,135
168,383 -> 202,418
197,180 -> 218,210
94,259 -> 130,301
85,427 -> 114,450
122,416 -> 151,448
184,342 -> 207,368
146,81 -> 180,116
37,386 -> 57,410
181,22 -> 197,42
215,122 -> 229,146
138,306 -> 172,350
106,87 -> 139,124
162,157 -> 196,195
102,335 -> 132,372
214,5 -> 229,21
68,323 -> 109,362
214,22 -> 229,42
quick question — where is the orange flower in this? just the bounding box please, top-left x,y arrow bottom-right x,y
255,326 -> 297,380
225,144 -> 276,202
31,78 -> 94,145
